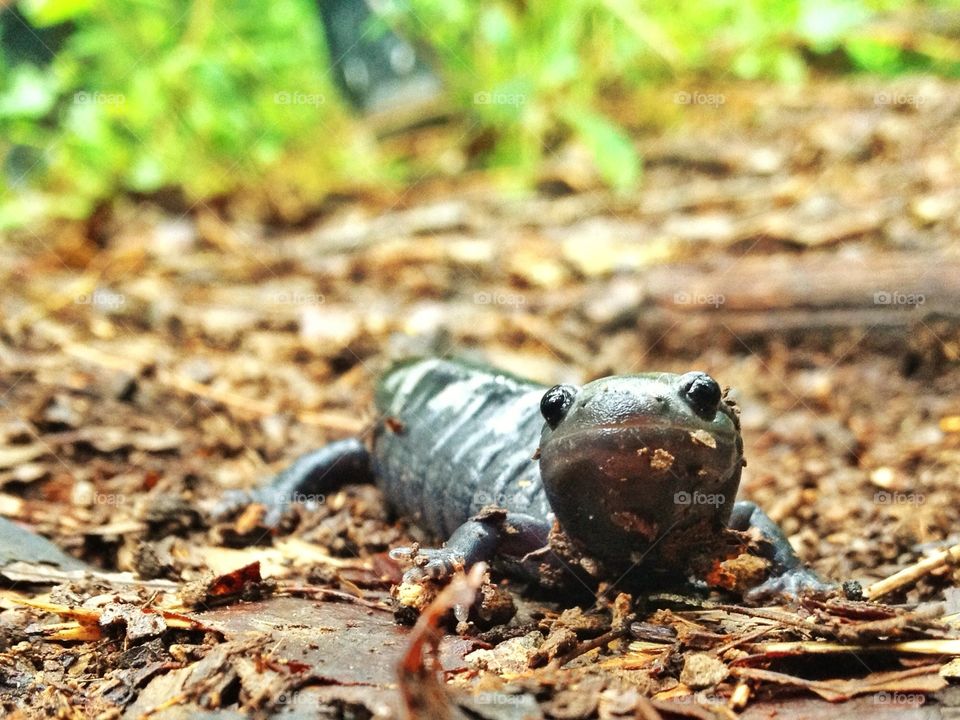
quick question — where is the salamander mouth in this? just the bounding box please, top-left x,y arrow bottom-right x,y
554,417 -> 734,444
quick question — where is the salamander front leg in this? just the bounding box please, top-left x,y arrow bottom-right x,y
392,511 -> 550,583
729,500 -> 837,602
213,438 -> 374,527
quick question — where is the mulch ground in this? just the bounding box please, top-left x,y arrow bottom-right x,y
2,76 -> 960,719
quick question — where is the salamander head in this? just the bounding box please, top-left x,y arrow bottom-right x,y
538,372 -> 744,567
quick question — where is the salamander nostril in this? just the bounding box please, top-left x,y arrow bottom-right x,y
680,372 -> 722,416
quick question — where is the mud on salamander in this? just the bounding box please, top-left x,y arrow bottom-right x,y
219,357 -> 836,601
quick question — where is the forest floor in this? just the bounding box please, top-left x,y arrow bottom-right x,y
2,76 -> 960,719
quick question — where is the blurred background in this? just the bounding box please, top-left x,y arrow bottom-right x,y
2,0 -> 960,226
2,3 -> 960,715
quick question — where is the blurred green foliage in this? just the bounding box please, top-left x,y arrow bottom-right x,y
0,0 -> 380,226
1,0 -> 958,227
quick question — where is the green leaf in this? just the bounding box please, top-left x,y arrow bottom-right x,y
479,5 -> 514,46
844,37 -> 906,74
0,65 -> 59,118
797,0 -> 870,51
563,109 -> 641,191
127,154 -> 166,192
19,0 -> 93,26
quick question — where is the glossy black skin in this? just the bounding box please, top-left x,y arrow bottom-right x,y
537,371 -> 743,570
371,357 -> 551,536
219,357 -> 834,601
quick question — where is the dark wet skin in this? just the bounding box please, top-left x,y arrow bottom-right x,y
216,357 -> 836,602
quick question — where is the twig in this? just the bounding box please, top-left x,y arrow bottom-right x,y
710,604 -> 839,639
866,543 -> 960,601
281,585 -> 393,612
741,638 -> 960,657
729,663 -> 945,703
710,626 -> 770,656
551,623 -> 632,669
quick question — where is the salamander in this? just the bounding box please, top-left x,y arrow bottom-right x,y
218,357 -> 834,601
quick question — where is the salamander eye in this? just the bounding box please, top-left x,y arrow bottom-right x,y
540,385 -> 577,429
680,372 -> 722,416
